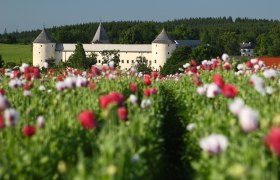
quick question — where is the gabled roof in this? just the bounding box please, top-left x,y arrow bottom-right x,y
91,23 -> 110,44
175,40 -> 201,48
240,42 -> 254,49
152,28 -> 174,44
33,28 -> 54,43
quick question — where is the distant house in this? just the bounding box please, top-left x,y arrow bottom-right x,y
174,40 -> 201,48
240,42 -> 254,56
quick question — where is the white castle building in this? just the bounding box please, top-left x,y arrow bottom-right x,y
33,23 -> 199,70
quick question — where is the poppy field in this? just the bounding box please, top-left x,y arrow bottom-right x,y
0,54 -> 280,179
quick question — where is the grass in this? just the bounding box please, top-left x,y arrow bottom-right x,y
0,43 -> 32,64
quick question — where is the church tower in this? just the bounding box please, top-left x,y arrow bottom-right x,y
33,28 -> 56,67
91,23 -> 110,44
152,28 -> 176,70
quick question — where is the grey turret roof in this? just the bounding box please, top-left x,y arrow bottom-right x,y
91,23 -> 110,44
33,28 -> 54,43
152,28 -> 174,44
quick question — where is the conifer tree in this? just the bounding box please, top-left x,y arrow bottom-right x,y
67,42 -> 87,69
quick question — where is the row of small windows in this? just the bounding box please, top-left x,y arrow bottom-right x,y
97,60 -> 157,64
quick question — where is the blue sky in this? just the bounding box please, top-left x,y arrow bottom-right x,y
1,0 -> 280,33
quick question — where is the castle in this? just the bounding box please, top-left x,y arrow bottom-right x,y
33,23 -> 199,70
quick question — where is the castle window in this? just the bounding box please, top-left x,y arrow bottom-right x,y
41,45 -> 42,47
168,44 -> 169,47
156,52 -> 157,54
168,52 -> 170,54
154,60 -> 157,64
149,61 -> 152,65
39,52 -> 40,54
98,60 -> 101,63
132,60 -> 134,63
126,52 -> 127,54
122,60 -> 124,63
52,45 -> 53,47
156,45 -> 157,47
127,60 -> 129,63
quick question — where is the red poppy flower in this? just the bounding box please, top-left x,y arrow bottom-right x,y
118,107 -> 128,121
190,67 -> 198,74
78,111 -> 97,130
99,95 -> 111,109
213,74 -> 225,88
14,71 -> 21,78
0,115 -> 5,129
0,89 -> 5,96
22,125 -> 36,137
190,60 -> 197,66
247,61 -> 253,68
222,84 -> 238,98
109,92 -> 125,106
130,83 -> 137,94
144,89 -> 150,97
91,66 -> 100,76
193,74 -> 203,87
151,72 -> 158,79
224,63 -> 231,71
265,127 -> 280,157
144,77 -> 151,86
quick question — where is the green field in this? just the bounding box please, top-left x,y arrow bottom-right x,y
0,44 -> 32,64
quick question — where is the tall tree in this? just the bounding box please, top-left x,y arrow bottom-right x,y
67,42 -> 87,69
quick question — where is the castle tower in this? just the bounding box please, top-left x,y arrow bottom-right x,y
91,23 -> 110,44
33,28 -> 56,67
152,28 -> 176,70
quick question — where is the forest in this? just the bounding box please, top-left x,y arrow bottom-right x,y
1,17 -> 280,56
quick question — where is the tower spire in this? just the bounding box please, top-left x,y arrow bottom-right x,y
91,22 -> 110,44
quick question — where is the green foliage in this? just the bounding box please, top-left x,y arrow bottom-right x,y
190,44 -> 219,63
218,32 -> 240,55
86,52 -> 97,68
135,56 -> 152,74
101,50 -> 120,67
161,46 -> 192,76
5,61 -> 17,68
45,57 -> 56,68
255,26 -> 280,57
67,42 -> 88,69
0,54 -> 4,68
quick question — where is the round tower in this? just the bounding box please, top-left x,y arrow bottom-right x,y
152,28 -> 176,71
33,28 -> 56,67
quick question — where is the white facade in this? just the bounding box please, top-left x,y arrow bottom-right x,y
33,26 -> 177,71
240,42 -> 254,57
33,43 -> 56,67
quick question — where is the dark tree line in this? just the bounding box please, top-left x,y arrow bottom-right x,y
1,17 -> 280,56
